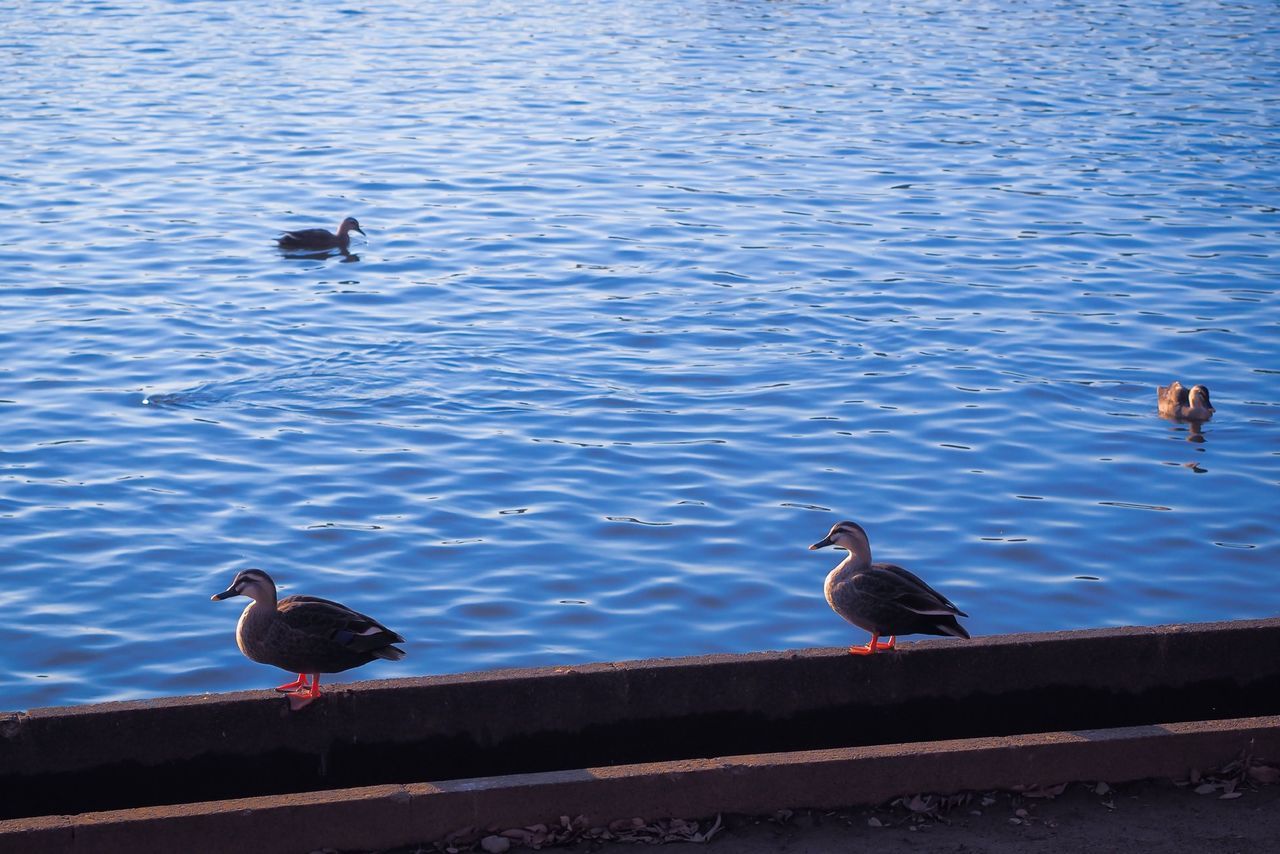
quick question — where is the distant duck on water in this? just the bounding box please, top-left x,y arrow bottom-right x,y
1157,380 -> 1214,421
809,520 -> 969,655
212,568 -> 405,710
276,216 -> 365,251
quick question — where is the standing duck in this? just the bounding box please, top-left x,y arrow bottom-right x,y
212,568 -> 405,710
1157,381 -> 1214,421
276,216 -> 366,252
809,520 -> 969,655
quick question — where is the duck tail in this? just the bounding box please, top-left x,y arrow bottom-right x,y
337,624 -> 406,654
935,617 -> 970,640
372,644 -> 407,661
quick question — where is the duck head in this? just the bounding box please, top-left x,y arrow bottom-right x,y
212,568 -> 277,603
337,217 -> 365,239
809,520 -> 871,553
1189,384 -> 1213,412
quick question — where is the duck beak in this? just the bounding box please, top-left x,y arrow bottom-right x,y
809,535 -> 833,551
211,586 -> 239,601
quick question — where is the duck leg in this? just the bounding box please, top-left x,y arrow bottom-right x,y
275,673 -> 309,692
849,634 -> 898,655
849,633 -> 881,655
287,674 -> 323,711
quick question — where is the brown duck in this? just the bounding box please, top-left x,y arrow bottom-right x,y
810,520 -> 969,655
276,216 -> 365,251
212,568 -> 405,710
1157,381 -> 1214,421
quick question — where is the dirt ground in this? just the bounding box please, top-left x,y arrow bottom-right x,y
399,775 -> 1279,854
571,779 -> 1280,854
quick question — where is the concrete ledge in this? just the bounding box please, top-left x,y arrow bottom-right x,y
1,619 -> 1278,852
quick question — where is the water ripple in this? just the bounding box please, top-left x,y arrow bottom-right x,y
0,0 -> 1277,711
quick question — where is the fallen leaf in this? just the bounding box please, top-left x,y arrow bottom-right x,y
867,817 -> 883,828
1024,783 -> 1067,799
1248,765 -> 1280,784
698,814 -> 723,843
1219,791 -> 1244,800
1094,782 -> 1112,796
1194,783 -> 1218,795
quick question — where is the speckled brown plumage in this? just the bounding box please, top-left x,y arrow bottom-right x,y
213,568 -> 404,708
1158,380 -> 1214,421
810,520 -> 969,654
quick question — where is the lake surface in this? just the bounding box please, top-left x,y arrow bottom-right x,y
2,0 -> 1277,711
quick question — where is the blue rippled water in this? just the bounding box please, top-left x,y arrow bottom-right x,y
2,0 -> 1277,711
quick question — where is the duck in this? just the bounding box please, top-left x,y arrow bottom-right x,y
276,216 -> 365,252
212,568 -> 405,710
809,520 -> 969,655
1157,381 -> 1214,421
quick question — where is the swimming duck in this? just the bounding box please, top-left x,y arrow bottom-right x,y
809,520 -> 969,655
1157,381 -> 1214,421
212,568 -> 405,710
276,216 -> 365,251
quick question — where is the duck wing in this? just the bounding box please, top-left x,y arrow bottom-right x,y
277,228 -> 335,247
1158,383 -> 1190,407
846,566 -> 970,640
871,563 -> 968,617
278,595 -> 406,658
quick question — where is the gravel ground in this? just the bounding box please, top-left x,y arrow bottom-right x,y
379,771 -> 1279,854
605,779 -> 1280,854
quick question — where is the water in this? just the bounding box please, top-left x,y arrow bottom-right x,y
2,0 -> 1277,712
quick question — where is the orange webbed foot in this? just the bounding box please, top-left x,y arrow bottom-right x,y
848,634 -> 887,655
275,674 -> 309,693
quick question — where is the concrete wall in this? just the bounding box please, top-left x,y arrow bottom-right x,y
2,619 -> 1278,853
